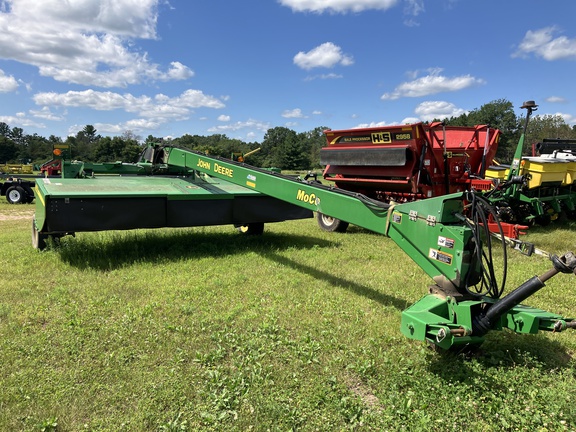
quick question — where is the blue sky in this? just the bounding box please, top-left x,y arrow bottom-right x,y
0,0 -> 575,143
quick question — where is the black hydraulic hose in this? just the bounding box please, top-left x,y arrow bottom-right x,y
472,253 -> 576,336
472,275 -> 547,336
461,192 -> 507,299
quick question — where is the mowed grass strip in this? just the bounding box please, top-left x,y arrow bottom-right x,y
1,200 -> 576,431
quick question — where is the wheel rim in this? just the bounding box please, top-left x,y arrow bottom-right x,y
321,215 -> 335,226
8,190 -> 21,202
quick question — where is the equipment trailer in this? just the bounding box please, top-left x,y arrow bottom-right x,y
1,175 -> 35,203
32,131 -> 576,351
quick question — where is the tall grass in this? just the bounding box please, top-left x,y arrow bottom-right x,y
1,201 -> 576,431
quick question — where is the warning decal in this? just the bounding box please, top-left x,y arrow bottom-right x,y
438,236 -> 455,249
429,248 -> 453,265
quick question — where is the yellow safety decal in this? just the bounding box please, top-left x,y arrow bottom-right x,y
34,185 -> 45,206
429,248 -> 453,265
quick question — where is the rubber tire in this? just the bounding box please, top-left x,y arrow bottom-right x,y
566,210 -> 576,221
32,219 -> 47,250
316,212 -> 349,233
6,186 -> 25,204
236,223 -> 264,235
534,214 -> 552,227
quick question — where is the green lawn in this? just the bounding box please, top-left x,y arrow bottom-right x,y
1,200 -> 575,431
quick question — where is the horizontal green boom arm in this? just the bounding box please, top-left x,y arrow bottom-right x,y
164,146 -> 476,289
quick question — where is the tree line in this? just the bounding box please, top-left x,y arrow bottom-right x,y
1,99 -> 575,170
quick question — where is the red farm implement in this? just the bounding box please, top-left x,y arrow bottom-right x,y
321,122 -> 498,203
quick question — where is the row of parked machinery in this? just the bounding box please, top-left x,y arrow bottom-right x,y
318,101 -> 576,234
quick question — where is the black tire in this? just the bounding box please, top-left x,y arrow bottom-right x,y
316,212 -> 349,233
236,223 -> 264,235
24,189 -> 35,203
6,186 -> 25,204
32,219 -> 47,250
534,213 -> 552,227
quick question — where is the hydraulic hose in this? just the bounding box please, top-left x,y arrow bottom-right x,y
472,252 -> 576,336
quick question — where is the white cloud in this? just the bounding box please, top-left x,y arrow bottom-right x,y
403,0 -> 424,26
8,0 -> 159,37
546,96 -> 567,104
207,119 -> 271,134
218,114 -> 231,121
69,117 -> 164,135
294,42 -> 354,70
353,119 -> 428,128
0,69 -> 18,92
30,106 -> 65,121
164,62 -> 194,81
354,121 -> 389,128
381,68 -> 485,100
404,0 -> 425,16
0,0 -> 194,87
34,89 -> 225,114
304,73 -> 343,81
33,89 -> 225,132
414,101 -> 466,121
279,0 -> 398,14
0,112 -> 45,128
282,108 -> 307,118
514,27 -> 576,61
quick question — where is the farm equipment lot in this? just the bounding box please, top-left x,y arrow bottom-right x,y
1,200 -> 575,431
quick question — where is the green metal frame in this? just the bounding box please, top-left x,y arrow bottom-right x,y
401,295 -> 571,350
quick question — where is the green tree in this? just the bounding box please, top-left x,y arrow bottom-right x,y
26,133 -> 52,165
0,122 -> 10,137
145,134 -> 164,145
526,114 -> 576,153
93,136 -> 142,162
0,135 -> 17,163
72,125 -> 102,161
261,127 -> 297,168
299,126 -> 329,169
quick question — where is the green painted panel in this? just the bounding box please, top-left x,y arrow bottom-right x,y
34,176 -> 261,199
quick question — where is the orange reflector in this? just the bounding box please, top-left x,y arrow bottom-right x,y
53,148 -> 62,156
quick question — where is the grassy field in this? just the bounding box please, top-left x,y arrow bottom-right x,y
1,199 -> 576,431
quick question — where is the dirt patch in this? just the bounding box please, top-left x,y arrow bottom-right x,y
0,209 -> 34,221
343,373 -> 383,412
